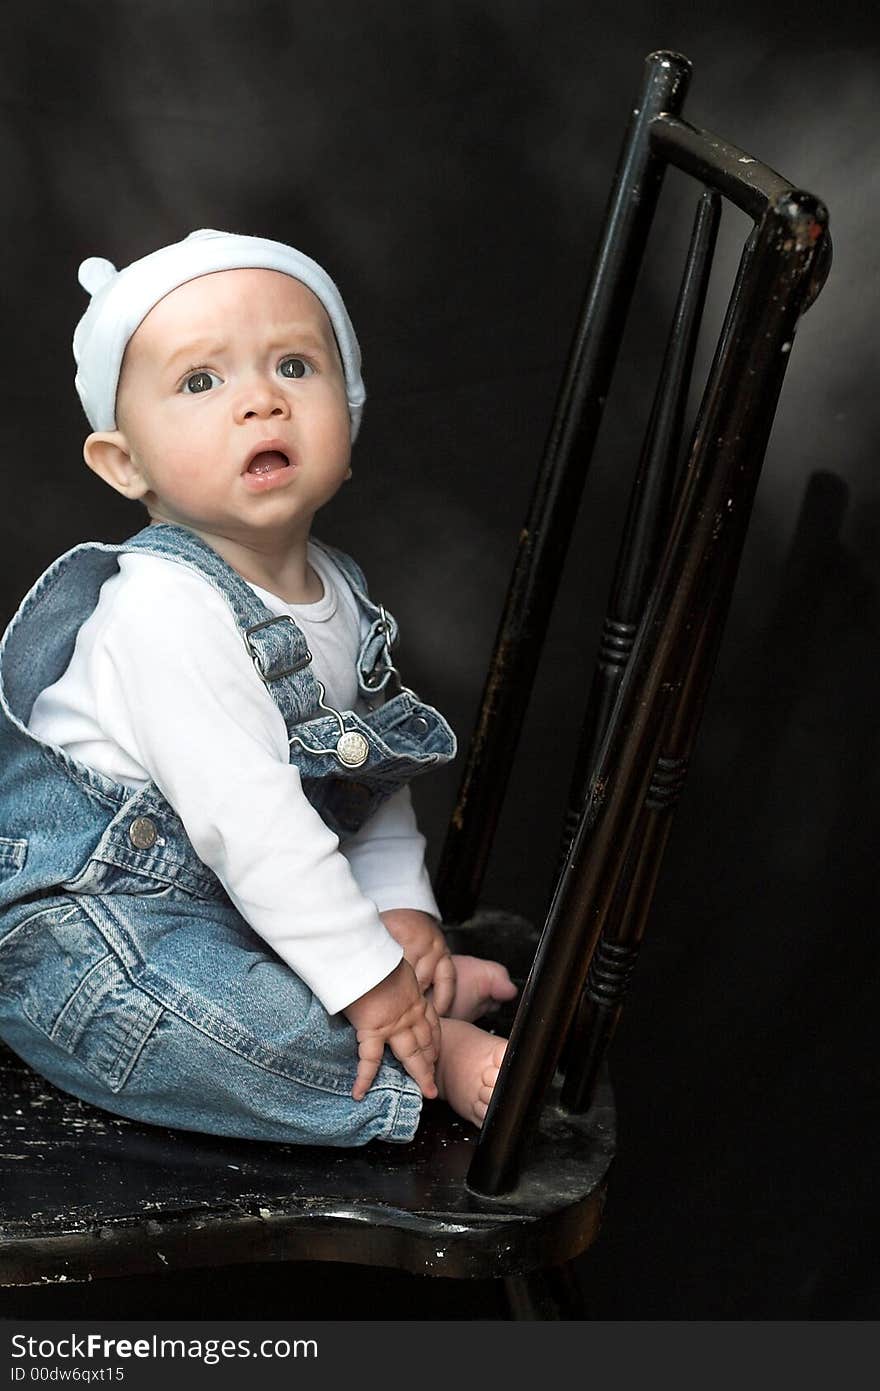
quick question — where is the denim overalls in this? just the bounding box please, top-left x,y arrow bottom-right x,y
0,523 -> 456,1147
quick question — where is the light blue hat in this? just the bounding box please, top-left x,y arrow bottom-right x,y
72,228 -> 366,441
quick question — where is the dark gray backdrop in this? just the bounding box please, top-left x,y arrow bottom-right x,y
1,0 -> 878,1318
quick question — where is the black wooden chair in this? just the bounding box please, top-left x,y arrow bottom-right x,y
0,50 -> 830,1317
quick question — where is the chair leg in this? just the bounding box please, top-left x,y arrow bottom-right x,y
502,1261 -> 586,1319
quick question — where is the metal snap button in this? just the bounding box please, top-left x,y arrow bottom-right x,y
128,816 -> 158,850
411,716 -> 430,733
336,731 -> 369,768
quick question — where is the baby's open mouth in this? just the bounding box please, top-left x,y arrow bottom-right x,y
247,450 -> 290,475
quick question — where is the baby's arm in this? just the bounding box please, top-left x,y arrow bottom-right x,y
343,957 -> 440,1100
340,789 -> 456,1010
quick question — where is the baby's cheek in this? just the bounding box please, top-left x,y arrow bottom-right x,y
163,444 -> 214,486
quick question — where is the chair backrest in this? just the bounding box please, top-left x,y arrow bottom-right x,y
434,49 -> 831,1196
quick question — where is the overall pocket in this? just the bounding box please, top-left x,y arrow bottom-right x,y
0,896 -> 163,1092
0,837 -> 27,883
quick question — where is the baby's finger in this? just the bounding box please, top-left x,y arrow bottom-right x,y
352,1033 -> 383,1101
391,1029 -> 438,1099
424,999 -> 442,1061
430,954 -> 457,1017
413,953 -> 435,995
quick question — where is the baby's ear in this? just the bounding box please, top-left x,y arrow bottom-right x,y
83,432 -> 149,500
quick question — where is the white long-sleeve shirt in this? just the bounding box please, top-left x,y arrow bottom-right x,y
28,544 -> 441,1015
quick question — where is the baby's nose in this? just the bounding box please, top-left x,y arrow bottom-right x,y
236,377 -> 289,421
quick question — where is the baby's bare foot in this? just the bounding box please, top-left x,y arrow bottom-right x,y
435,1017 -> 508,1126
447,954 -> 518,1022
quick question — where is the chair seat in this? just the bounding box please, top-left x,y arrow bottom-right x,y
0,911 -> 615,1286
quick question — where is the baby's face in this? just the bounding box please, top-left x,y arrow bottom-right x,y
113,268 -> 352,544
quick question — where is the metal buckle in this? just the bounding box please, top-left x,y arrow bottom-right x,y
362,605 -> 403,696
243,615 -> 313,683
288,682 -> 370,769
363,663 -> 403,697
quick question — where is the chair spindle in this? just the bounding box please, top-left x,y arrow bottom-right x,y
435,51 -> 693,926
557,186 -> 721,871
466,189 -> 829,1196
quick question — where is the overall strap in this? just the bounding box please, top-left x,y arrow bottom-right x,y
122,523 -> 320,729
310,539 -> 402,698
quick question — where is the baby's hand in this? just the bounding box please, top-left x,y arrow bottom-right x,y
343,957 -> 440,1102
380,909 -> 456,1016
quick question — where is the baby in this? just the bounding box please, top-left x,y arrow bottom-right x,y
0,229 -> 514,1147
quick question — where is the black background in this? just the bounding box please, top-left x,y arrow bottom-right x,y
1,1 -> 878,1319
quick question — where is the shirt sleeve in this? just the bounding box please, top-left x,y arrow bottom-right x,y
93,561 -> 402,1015
340,786 -> 440,919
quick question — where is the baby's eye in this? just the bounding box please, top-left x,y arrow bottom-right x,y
278,356 -> 314,380
181,370 -> 222,394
